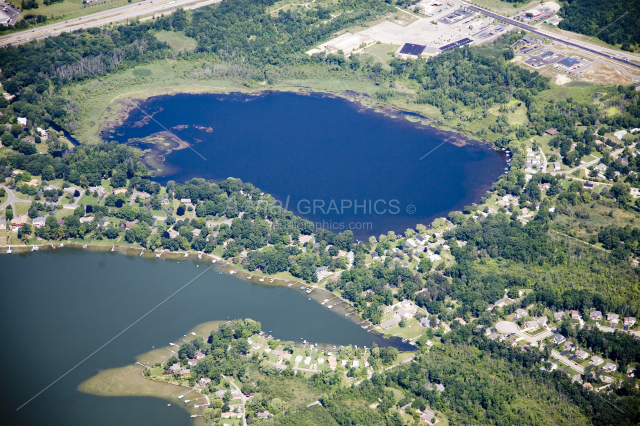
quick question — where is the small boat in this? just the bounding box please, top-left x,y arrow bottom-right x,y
167,404 -> 171,406
198,253 -> 202,259
191,332 -> 196,336
184,400 -> 190,404
309,298 -> 311,300
300,286 -> 306,290
184,253 -> 189,258
269,278 -> 274,283
60,243 -> 64,247
259,277 -> 265,282
327,305 -> 333,309
111,246 -> 115,251
345,313 -> 350,316
140,249 -> 144,256
306,289 -> 312,293
190,415 -> 197,418
230,270 -> 237,274
6,246 -> 12,254
284,280 -> 289,282
156,253 -> 161,258
248,275 -> 252,279
219,272 -> 222,275
212,259 -> 217,263
170,342 -> 177,346
82,245 -> 87,249
288,283 -> 293,287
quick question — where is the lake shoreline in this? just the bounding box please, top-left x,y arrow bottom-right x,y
1,243 -> 405,341
100,85 -> 492,156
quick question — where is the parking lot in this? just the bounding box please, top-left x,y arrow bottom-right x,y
357,0 -> 509,54
524,50 -> 565,68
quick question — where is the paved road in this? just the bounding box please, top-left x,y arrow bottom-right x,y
552,147 -> 625,177
460,1 -> 640,71
0,0 -> 220,48
495,321 -> 553,345
0,185 -> 25,211
0,184 -> 80,214
551,349 -> 585,374
222,375 -> 247,426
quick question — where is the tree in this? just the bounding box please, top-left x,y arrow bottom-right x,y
418,258 -> 432,273
18,223 -> 32,242
611,181 -> 631,206
41,165 -> 55,181
28,202 -> 38,219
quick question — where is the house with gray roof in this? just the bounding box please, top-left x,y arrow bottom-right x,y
590,356 -> 604,366
32,217 -> 47,228
553,334 -> 566,344
575,349 -> 590,360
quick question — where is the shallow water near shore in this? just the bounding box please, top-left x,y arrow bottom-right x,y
109,91 -> 507,238
0,249 -> 408,426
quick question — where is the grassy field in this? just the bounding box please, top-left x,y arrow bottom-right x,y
13,203 -> 30,216
154,31 -> 197,52
465,0 -> 541,15
360,43 -> 401,70
4,0 -> 130,29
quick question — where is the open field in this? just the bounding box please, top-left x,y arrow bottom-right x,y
361,43 -> 401,69
154,31 -> 198,52
7,0 -> 132,24
465,0 -> 544,16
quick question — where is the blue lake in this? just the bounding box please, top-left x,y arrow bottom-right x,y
110,92 -> 506,238
0,249 -> 405,426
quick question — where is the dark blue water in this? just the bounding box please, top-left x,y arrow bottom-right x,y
110,92 -> 506,238
0,249 -> 399,426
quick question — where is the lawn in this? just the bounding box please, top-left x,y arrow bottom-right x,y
12,191 -> 31,200
384,319 -> 425,340
149,208 -> 167,217
154,31 -> 197,52
360,43 -> 401,70
466,0 -> 541,15
13,203 -> 30,216
54,208 -> 76,219
79,194 -> 100,206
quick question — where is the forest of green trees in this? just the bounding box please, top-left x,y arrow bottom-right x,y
559,0 -> 640,49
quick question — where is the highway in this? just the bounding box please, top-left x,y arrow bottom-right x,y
461,1 -> 640,70
0,0 -> 220,48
